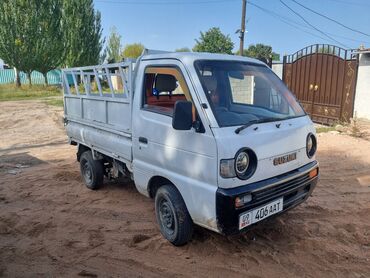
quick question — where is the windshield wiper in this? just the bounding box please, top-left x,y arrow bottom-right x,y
234,117 -> 281,134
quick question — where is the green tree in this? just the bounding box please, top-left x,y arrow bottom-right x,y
193,27 -> 234,54
318,45 -> 334,54
63,0 -> 104,67
105,26 -> 122,63
0,0 -> 38,86
0,0 -> 103,86
33,0 -> 65,85
175,47 -> 191,52
239,43 -> 280,64
121,43 -> 145,59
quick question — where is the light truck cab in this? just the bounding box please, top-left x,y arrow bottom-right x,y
63,51 -> 319,245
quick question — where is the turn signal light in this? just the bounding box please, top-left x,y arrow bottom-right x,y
309,168 -> 318,178
235,194 -> 252,208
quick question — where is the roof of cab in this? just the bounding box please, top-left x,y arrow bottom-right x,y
140,50 -> 266,66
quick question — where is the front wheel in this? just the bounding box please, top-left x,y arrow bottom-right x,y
155,185 -> 193,246
79,151 -> 104,190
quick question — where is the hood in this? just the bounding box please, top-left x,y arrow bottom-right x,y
213,115 -> 316,189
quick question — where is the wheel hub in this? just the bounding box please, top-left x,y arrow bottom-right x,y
160,200 -> 174,230
83,162 -> 92,183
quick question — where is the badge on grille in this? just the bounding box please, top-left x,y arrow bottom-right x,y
273,152 -> 297,166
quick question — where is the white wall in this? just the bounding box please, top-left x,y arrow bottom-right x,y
354,53 -> 370,120
0,59 -> 4,70
272,62 -> 283,79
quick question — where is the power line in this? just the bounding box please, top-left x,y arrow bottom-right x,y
248,1 -> 333,42
95,0 -> 238,5
279,0 -> 349,48
320,0 -> 370,8
291,0 -> 370,38
248,1 -> 370,44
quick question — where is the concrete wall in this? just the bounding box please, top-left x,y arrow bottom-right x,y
354,53 -> 370,120
272,62 -> 283,79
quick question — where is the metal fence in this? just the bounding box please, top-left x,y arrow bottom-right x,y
0,69 -> 61,85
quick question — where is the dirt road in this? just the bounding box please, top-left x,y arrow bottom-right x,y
1,100 -> 369,277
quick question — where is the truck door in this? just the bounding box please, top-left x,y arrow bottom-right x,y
131,59 -> 218,226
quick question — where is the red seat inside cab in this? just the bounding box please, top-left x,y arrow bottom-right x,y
145,73 -> 186,109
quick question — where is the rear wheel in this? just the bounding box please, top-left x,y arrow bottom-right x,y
79,151 -> 104,190
155,185 -> 193,246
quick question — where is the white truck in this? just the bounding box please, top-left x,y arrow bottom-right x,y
62,50 -> 319,245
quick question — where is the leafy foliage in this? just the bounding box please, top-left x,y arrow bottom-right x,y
32,0 -> 65,84
0,0 -> 104,87
318,46 -> 335,54
239,43 -> 280,64
0,0 -> 39,86
193,27 -> 234,54
121,43 -> 145,59
63,0 -> 104,67
175,47 -> 191,52
106,26 -> 122,63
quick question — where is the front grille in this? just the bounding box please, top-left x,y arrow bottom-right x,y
216,161 -> 318,235
246,172 -> 313,209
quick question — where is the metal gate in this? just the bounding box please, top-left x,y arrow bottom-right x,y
283,44 -> 359,124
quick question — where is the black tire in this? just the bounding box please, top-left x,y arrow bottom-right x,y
155,185 -> 193,246
79,151 -> 104,190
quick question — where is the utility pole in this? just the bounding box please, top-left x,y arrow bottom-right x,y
239,0 -> 247,56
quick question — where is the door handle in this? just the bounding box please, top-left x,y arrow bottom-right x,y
139,137 -> 148,144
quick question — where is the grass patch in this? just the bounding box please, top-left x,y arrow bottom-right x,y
316,126 -> 336,133
44,98 -> 64,107
0,84 -> 62,101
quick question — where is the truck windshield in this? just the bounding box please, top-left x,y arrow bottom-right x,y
194,60 -> 306,127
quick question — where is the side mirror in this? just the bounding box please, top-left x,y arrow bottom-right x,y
172,100 -> 193,130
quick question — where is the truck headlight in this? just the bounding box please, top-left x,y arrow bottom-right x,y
306,133 -> 317,158
235,148 -> 257,180
220,148 -> 257,180
235,151 -> 249,175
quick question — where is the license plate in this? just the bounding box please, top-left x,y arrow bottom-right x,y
239,197 -> 283,230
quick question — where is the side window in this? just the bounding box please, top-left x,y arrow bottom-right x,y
143,67 -> 190,116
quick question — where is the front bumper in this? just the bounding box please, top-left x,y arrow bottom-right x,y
216,161 -> 319,235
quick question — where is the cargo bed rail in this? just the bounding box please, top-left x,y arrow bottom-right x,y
62,62 -> 134,135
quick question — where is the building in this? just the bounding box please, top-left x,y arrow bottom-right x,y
353,48 -> 370,120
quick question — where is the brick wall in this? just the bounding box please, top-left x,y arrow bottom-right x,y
229,76 -> 254,104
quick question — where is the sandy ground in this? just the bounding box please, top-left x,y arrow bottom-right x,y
0,100 -> 369,278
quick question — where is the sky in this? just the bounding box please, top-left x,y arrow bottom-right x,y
94,0 -> 370,60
